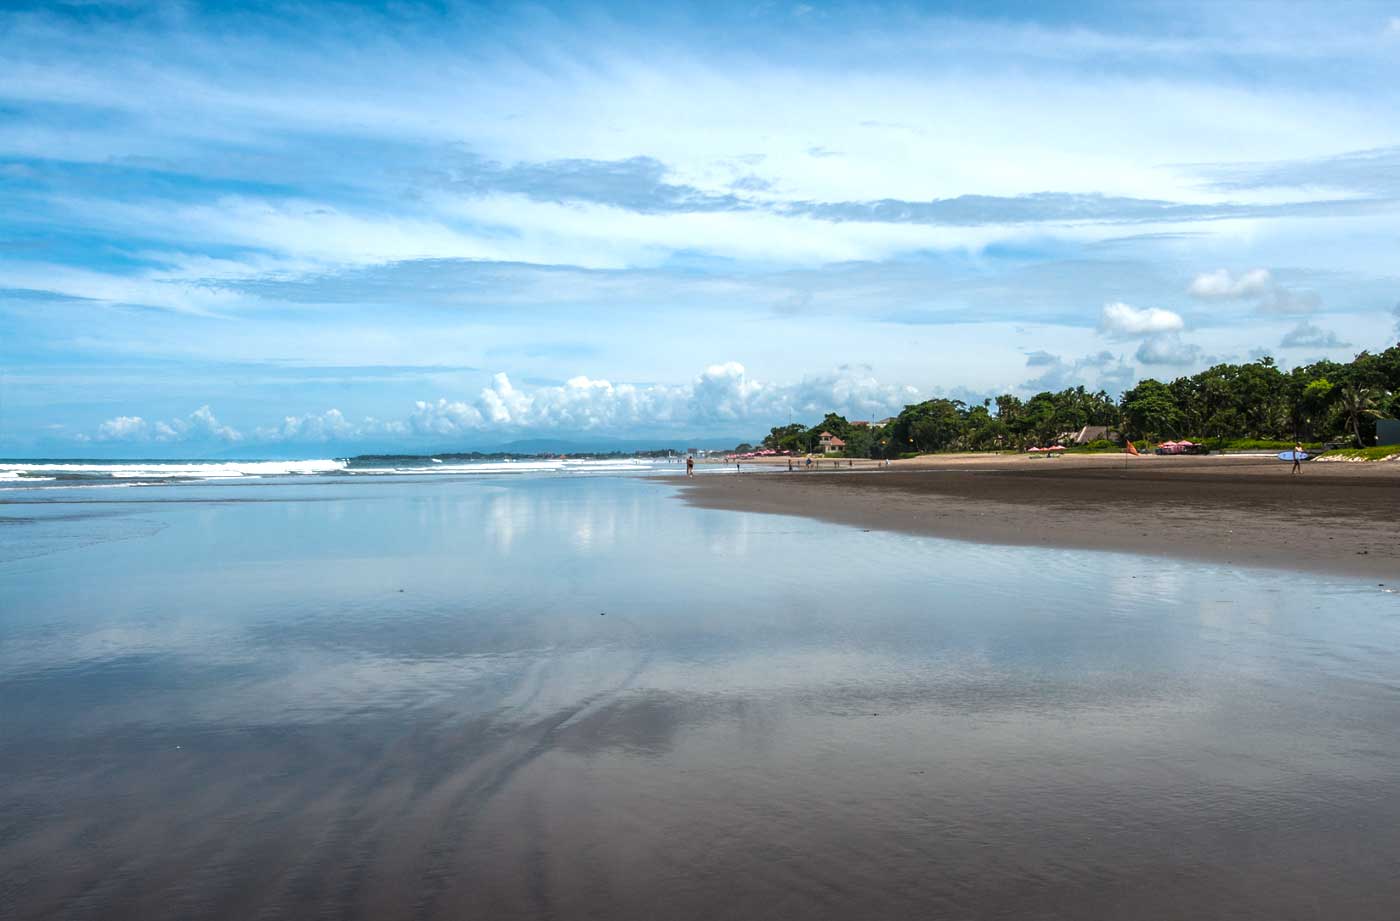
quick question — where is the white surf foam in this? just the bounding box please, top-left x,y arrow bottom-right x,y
344,461 -> 568,475
561,459 -> 655,472
0,459 -> 348,480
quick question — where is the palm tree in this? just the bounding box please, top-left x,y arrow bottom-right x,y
1336,385 -> 1383,446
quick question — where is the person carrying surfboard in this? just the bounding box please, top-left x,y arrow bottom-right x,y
1292,443 -> 1303,475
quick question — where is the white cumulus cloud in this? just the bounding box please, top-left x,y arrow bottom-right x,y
477,372 -> 534,425
183,405 -> 242,442
96,415 -> 150,441
93,405 -> 242,443
255,408 -> 364,442
395,363 -> 916,437
1099,302 -> 1184,338
409,399 -> 485,436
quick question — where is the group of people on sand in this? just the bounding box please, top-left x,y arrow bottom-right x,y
684,453 -> 893,476
783,454 -> 879,471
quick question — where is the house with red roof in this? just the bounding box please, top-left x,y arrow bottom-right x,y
817,431 -> 846,454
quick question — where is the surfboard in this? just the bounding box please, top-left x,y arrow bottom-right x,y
1278,450 -> 1309,461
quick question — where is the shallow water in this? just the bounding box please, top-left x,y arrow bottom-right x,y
3,472 -> 1399,920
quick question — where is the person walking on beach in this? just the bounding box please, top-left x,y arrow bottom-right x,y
1292,443 -> 1303,475
686,455 -> 694,477
788,457 -> 793,472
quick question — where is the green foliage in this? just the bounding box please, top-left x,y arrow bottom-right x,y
1322,445 -> 1400,461
1121,379 -> 1181,439
1213,439 -> 1323,451
1335,384 -> 1384,446
761,423 -> 809,453
841,426 -> 876,458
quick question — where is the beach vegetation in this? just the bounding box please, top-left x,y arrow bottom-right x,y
1211,439 -> 1321,451
1072,439 -> 1123,452
751,341 -> 1399,458
1335,385 -> 1384,448
1320,445 -> 1400,461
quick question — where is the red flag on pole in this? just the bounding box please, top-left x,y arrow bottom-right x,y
1125,439 -> 1140,456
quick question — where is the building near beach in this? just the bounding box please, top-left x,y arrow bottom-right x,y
817,432 -> 847,454
1059,425 -> 1121,446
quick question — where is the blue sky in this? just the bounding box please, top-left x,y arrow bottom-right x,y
3,0 -> 1400,456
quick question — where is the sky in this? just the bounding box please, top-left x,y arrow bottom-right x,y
3,0 -> 1400,456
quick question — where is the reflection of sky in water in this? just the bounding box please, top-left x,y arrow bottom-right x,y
6,474 -> 1400,919
4,474 -> 1396,745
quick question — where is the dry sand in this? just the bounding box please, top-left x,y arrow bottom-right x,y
678,453 -> 1400,579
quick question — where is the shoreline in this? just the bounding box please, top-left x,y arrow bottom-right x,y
673,453 -> 1400,580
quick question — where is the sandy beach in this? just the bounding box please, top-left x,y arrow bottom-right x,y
678,453 -> 1400,580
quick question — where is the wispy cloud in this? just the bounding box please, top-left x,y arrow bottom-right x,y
1190,145 -> 1400,196
444,155 -> 745,215
445,154 -> 1395,227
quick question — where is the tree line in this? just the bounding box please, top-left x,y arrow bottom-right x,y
757,343 -> 1400,458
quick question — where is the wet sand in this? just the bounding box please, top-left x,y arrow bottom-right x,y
7,473 -> 1400,921
679,454 -> 1400,579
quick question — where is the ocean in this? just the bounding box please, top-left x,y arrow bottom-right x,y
3,460 -> 1399,919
